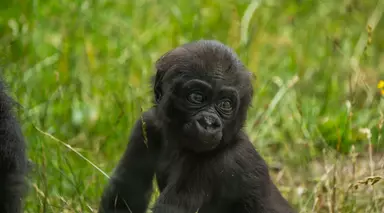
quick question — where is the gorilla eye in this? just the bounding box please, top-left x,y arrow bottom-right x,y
218,99 -> 233,112
187,92 -> 204,104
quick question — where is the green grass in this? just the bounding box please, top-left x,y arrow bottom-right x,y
1,0 -> 384,212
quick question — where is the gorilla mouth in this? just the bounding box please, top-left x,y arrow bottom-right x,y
182,120 -> 223,151
196,126 -> 222,144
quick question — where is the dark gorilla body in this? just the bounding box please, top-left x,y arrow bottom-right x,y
99,40 -> 295,213
0,79 -> 28,213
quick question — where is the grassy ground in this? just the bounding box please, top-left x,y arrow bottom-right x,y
1,0 -> 384,212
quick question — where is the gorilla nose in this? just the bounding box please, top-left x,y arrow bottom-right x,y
197,115 -> 222,131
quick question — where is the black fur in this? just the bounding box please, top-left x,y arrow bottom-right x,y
0,78 -> 28,213
98,40 -> 295,213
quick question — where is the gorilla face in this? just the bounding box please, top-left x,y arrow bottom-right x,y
153,40 -> 253,152
170,78 -> 240,152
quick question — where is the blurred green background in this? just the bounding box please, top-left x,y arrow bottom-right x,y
1,0 -> 384,212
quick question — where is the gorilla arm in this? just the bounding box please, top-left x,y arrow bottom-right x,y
98,109 -> 162,213
153,184 -> 206,213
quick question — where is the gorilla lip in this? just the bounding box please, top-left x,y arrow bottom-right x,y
182,119 -> 222,149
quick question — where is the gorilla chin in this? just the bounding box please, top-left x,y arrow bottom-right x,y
182,111 -> 223,152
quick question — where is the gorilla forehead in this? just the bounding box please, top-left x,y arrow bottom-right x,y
156,40 -> 250,89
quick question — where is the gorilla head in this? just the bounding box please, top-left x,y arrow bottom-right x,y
153,40 -> 253,152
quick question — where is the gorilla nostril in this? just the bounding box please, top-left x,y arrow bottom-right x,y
197,118 -> 207,129
204,117 -> 213,126
198,116 -> 221,130
212,121 -> 221,128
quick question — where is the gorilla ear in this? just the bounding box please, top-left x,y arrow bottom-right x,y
153,49 -> 179,104
153,70 -> 165,104
154,86 -> 162,104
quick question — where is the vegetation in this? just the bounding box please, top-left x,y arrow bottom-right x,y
1,0 -> 383,212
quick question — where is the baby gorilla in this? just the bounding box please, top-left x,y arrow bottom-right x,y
0,78 -> 28,213
98,40 -> 295,213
